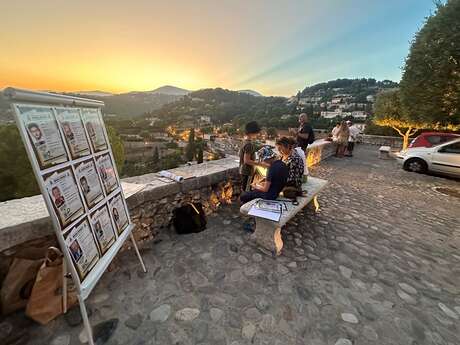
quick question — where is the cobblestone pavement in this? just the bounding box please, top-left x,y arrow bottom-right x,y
3,144 -> 460,345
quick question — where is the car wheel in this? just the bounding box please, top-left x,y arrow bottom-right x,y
404,158 -> 427,173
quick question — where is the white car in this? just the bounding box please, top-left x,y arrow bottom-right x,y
396,138 -> 460,177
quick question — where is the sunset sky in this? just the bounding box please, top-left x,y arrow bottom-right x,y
0,0 -> 437,96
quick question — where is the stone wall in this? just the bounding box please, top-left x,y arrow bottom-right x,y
359,134 -> 410,149
0,141 -> 334,290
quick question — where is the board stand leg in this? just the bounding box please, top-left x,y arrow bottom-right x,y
78,295 -> 95,345
130,233 -> 147,273
62,259 -> 68,313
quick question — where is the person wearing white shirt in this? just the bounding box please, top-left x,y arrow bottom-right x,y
346,120 -> 361,157
331,122 -> 340,142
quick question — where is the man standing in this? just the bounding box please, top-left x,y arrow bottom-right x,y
346,120 -> 360,157
294,113 -> 315,151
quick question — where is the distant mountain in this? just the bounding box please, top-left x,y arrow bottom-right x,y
238,89 -> 263,97
74,90 -> 114,97
148,85 -> 190,96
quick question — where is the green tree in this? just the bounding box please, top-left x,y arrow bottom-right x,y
152,146 -> 160,163
185,128 -> 195,161
400,0 -> 460,127
196,146 -> 204,164
373,90 -> 421,149
266,127 -> 278,139
0,125 -> 39,201
107,126 -> 125,173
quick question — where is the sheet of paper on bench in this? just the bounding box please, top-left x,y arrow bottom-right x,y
248,206 -> 281,222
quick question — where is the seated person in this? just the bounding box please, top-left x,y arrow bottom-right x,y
276,137 -> 304,190
240,146 -> 288,204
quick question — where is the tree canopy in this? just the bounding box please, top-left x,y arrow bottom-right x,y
400,0 -> 460,126
0,125 -> 39,201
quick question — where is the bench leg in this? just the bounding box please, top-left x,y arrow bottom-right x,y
251,218 -> 283,256
313,196 -> 320,213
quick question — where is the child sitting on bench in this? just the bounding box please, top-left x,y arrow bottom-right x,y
240,146 -> 288,204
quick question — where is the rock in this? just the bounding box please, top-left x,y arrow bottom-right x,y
397,289 -> 417,305
438,303 -> 459,320
80,319 -> 118,344
244,307 -> 262,320
242,322 -> 256,340
287,261 -> 297,268
94,319 -> 118,344
175,308 -> 200,321
223,219 -> 231,225
150,304 -> 171,322
238,255 -> 248,264
398,282 -> 417,295
125,313 -> 143,330
259,314 -> 276,332
65,306 -> 92,327
276,264 -> 289,275
252,253 -> 263,262
51,335 -> 71,345
339,265 -> 352,279
341,313 -> 359,324
229,244 -> 238,253
359,303 -> 378,321
255,296 -> 270,311
210,308 -> 224,322
90,292 -> 110,304
362,325 -> 379,340
313,297 -> 322,306
334,338 -> 352,345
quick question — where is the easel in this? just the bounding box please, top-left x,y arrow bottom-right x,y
5,87 -> 147,345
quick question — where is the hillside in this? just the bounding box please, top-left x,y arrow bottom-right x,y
300,78 -> 398,102
149,88 -> 291,126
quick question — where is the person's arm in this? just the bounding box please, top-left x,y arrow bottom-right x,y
253,164 -> 274,192
244,152 -> 270,168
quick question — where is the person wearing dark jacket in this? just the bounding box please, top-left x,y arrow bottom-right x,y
292,113 -> 314,151
240,146 -> 288,203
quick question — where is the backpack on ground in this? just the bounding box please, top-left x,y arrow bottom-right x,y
173,203 -> 207,234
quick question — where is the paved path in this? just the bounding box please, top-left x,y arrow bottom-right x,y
2,144 -> 460,345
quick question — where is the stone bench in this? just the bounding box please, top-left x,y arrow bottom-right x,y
240,176 -> 328,256
379,146 -> 392,159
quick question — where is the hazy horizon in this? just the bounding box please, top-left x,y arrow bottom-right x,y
0,0 -> 438,96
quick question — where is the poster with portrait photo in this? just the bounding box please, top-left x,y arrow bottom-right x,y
95,154 -> 118,195
108,193 -> 129,235
18,105 -> 68,169
55,107 -> 91,159
81,108 -> 107,152
44,168 -> 85,229
75,159 -> 104,208
90,206 -> 116,255
65,219 -> 100,280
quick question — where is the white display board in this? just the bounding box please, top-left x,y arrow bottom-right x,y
6,88 -> 146,345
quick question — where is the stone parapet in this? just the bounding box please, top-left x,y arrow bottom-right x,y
0,141 -> 334,256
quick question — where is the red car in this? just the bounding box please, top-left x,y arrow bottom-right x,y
408,132 -> 460,148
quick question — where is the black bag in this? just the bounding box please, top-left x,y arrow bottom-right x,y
173,203 -> 207,234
